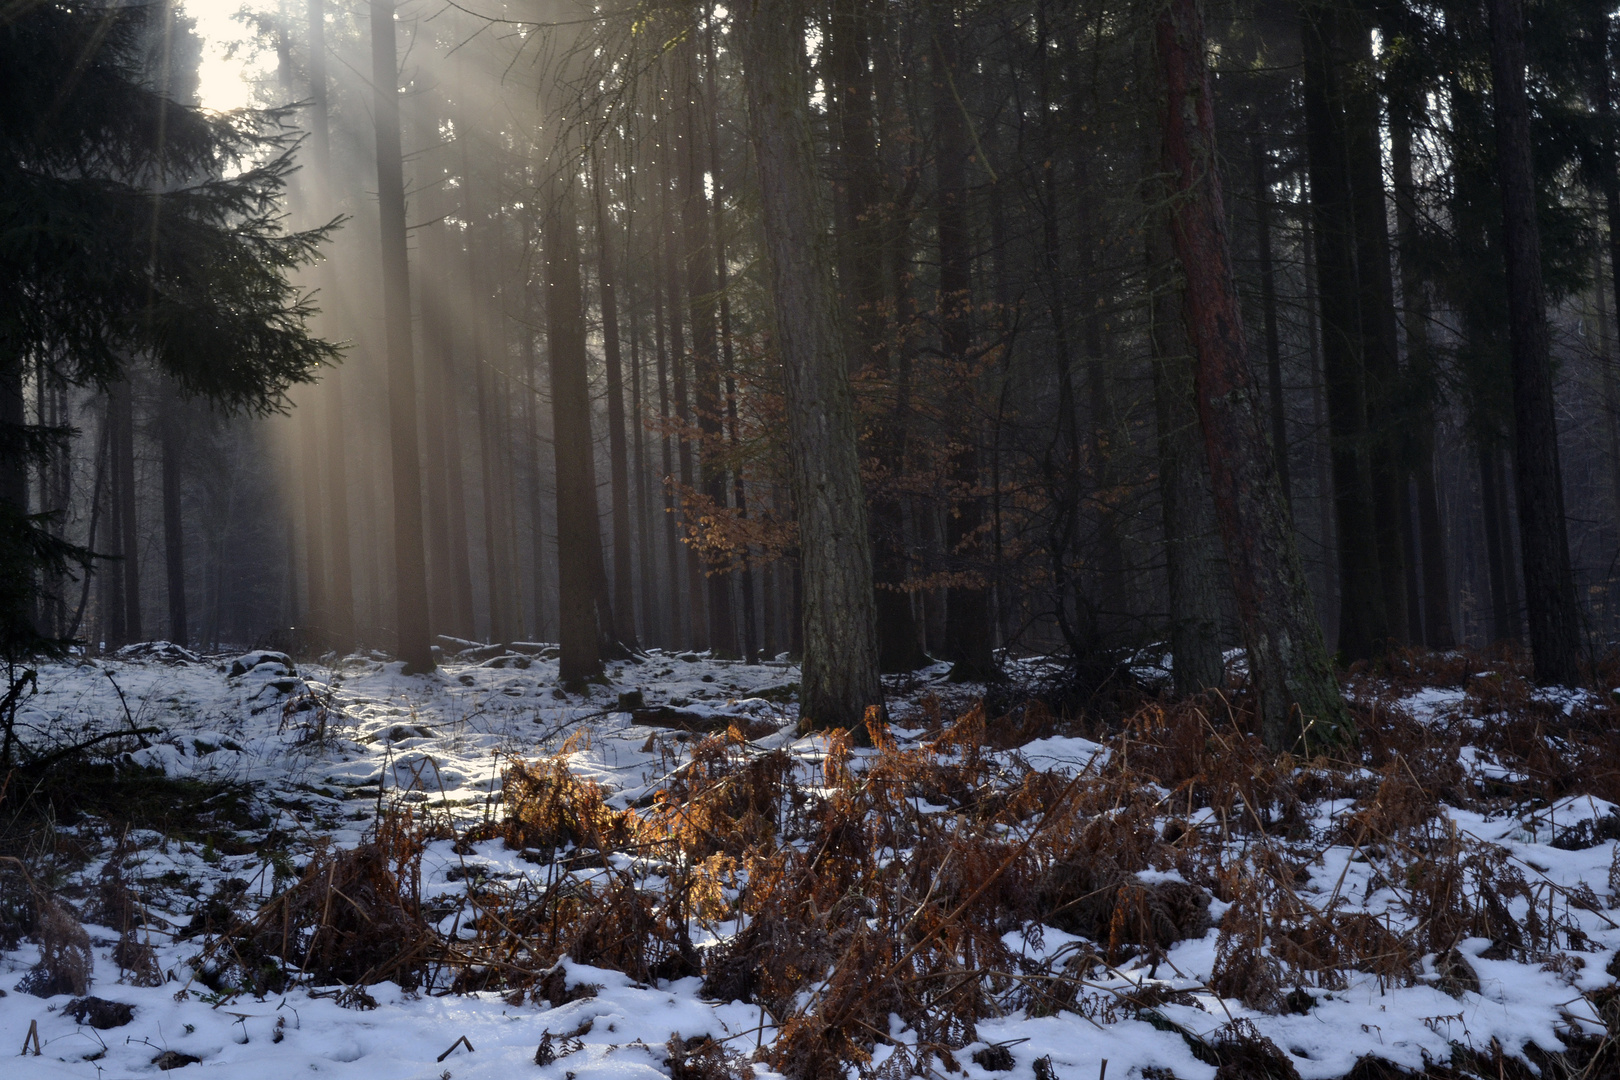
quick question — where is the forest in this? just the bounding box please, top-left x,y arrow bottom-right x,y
10,0 -> 1620,712
7,0 -> 1620,1077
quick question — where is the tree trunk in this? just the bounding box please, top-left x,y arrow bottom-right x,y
1301,3 -> 1386,660
368,0 -> 433,671
829,0 -> 921,673
1598,241 -> 1620,632
679,41 -> 736,657
547,181 -> 612,687
111,375 -> 141,644
522,290 -> 550,641
1253,135 -> 1291,504
1390,94 -> 1455,648
654,220 -> 683,646
660,134 -> 706,651
1304,220 -> 1339,640
306,0 -> 353,653
461,109 -> 519,646
1478,443 -> 1513,643
740,0 -> 883,730
159,379 -> 187,645
1488,0 -> 1582,684
1147,196 -> 1227,696
1344,24 -> 1410,645
1,348 -> 29,636
1156,0 -> 1350,750
703,16 -> 759,662
1594,17 -> 1620,635
297,388 -> 328,648
932,8 -> 994,680
595,150 -> 639,649
633,306 -> 659,647
413,90 -> 462,642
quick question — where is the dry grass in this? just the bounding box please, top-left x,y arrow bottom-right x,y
183,646 -> 1620,1074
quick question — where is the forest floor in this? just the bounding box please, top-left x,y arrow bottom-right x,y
3,642 -> 1620,1080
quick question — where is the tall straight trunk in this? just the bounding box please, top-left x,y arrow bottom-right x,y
1489,0 -> 1582,684
522,291 -> 549,641
101,398 -> 125,647
462,118 -> 519,645
0,348 -> 30,638
595,151 -> 639,649
1390,95 -> 1456,648
159,380 -> 187,645
297,388 -> 328,647
413,92 -> 460,641
1304,221 -> 1339,639
368,0 -> 433,671
932,8 -> 994,680
829,0 -> 920,671
660,137 -> 706,651
1156,0 -> 1350,750
1478,443 -> 1513,642
545,181 -> 611,686
630,266 -> 659,645
1599,242 -> 1620,627
1594,19 -> 1620,633
280,19 -> 328,652
703,15 -> 757,663
654,221 -> 683,646
1344,25 -> 1410,645
1253,134 -> 1291,503
1083,266 -> 1126,632
678,44 -> 734,656
307,0 -> 353,651
740,0 -> 883,729
411,93 -> 474,641
1498,451 -> 1525,635
1028,5 -> 1085,661
1301,3 -> 1387,659
111,376 -> 141,644
1148,211 -> 1227,696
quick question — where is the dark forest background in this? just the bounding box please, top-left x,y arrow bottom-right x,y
13,0 -> 1620,697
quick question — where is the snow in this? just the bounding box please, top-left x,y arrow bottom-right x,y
4,647 -> 1620,1079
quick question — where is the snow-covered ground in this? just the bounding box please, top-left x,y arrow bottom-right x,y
3,646 -> 1619,1079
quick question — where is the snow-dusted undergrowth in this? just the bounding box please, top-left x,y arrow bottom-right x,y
2,645 -> 1619,1080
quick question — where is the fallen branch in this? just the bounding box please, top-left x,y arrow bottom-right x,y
436,1035 -> 474,1062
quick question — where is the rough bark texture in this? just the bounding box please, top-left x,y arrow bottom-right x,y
740,0 -> 883,730
545,183 -> 609,688
832,0 -> 924,673
1488,0 -> 1582,685
368,0 -> 432,671
1300,4 -> 1387,660
1156,0 -> 1350,750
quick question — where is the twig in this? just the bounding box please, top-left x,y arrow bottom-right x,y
436,1035 -> 475,1062
20,1018 -> 41,1056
